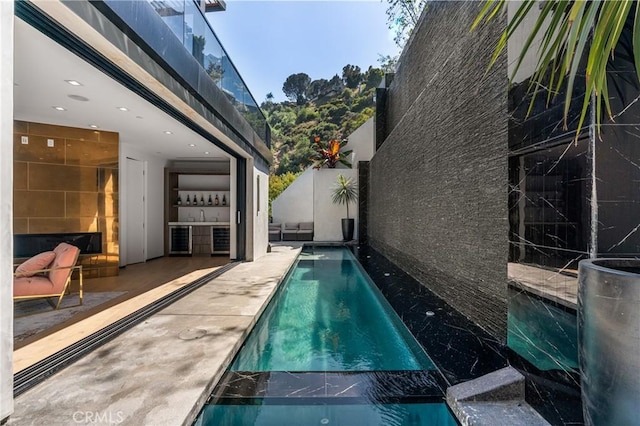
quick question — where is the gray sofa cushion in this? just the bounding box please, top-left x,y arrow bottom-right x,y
298,222 -> 314,230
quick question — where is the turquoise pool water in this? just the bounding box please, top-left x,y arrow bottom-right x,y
230,247 -> 434,371
195,403 -> 457,426
194,247 -> 456,426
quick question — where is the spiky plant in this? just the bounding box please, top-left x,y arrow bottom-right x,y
332,174 -> 358,219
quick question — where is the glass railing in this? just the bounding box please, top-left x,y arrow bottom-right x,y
147,0 -> 268,145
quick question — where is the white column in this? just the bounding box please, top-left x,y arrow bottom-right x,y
0,1 -> 14,421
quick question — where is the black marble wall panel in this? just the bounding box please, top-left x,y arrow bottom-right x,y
595,21 -> 640,257
368,1 -> 509,341
358,162 -> 369,244
596,125 -> 640,256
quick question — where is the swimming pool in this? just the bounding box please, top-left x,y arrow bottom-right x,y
195,247 -> 457,425
230,247 -> 434,372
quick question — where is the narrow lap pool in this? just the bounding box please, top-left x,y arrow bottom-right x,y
195,247 -> 457,426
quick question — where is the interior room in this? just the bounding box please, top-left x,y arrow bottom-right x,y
12,17 -> 235,347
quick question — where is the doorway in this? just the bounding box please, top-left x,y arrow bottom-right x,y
126,157 -> 146,264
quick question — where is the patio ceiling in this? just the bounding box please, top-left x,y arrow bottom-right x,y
13,17 -> 229,162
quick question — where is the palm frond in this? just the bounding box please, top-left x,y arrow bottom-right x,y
474,0 -> 640,140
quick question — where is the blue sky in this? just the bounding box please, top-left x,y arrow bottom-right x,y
207,1 -> 401,103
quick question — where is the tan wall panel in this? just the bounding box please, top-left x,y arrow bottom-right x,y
28,218 -> 79,233
79,217 -> 99,232
15,120 -> 119,276
100,168 -> 118,193
13,190 -> 65,218
13,218 -> 28,234
14,134 -> 65,164
14,161 -> 27,190
65,139 -> 118,167
14,120 -> 28,134
29,163 -> 99,192
99,193 -> 118,217
99,217 -> 119,243
27,122 -> 100,142
98,131 -> 118,144
66,192 -> 99,217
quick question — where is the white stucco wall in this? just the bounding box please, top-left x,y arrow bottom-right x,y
271,167 -> 314,225
346,117 -> 374,164
271,118 -> 372,241
313,169 -> 359,241
507,2 -> 551,84
252,167 -> 269,260
1,2 -> 14,420
119,143 -> 168,266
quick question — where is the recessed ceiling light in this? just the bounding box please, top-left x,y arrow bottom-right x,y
53,106 -> 66,111
68,94 -> 89,102
204,151 -> 210,155
188,143 -> 196,147
117,107 -> 129,111
89,124 -> 98,129
65,80 -> 82,86
164,131 -> 173,135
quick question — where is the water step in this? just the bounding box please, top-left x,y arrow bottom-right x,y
446,367 -> 551,426
211,370 -> 448,404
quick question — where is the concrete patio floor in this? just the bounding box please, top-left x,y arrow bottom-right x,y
9,245 -> 301,426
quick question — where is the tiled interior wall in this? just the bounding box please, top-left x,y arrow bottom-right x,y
13,120 -> 119,278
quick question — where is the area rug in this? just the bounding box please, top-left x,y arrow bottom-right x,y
14,292 -> 126,343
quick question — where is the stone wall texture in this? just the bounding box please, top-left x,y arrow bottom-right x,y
368,1 -> 509,340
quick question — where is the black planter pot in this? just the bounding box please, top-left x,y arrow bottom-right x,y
341,218 -> 354,241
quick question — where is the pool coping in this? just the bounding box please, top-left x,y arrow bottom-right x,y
8,245 -> 302,426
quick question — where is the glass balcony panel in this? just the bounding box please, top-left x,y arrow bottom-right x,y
147,0 -> 184,44
221,57 -> 244,107
203,29 -> 224,87
147,0 -> 268,146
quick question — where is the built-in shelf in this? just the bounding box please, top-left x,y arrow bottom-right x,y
173,205 -> 228,208
165,168 -> 234,257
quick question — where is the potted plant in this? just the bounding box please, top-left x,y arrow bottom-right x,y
332,174 -> 358,241
311,136 -> 353,169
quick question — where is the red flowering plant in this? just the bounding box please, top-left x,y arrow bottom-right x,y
310,136 -> 353,169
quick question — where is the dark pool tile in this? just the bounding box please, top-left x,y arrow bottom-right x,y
211,372 -> 269,398
264,372 -> 327,397
211,372 -> 328,399
325,371 -> 446,401
352,245 -> 508,385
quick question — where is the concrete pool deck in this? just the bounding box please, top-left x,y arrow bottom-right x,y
8,245 -> 301,426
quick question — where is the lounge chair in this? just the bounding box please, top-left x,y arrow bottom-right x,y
297,222 -> 314,241
282,223 -> 298,241
13,242 -> 83,309
269,223 -> 282,242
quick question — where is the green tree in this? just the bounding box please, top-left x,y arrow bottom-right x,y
364,66 -> 384,89
342,64 -> 363,89
306,79 -> 330,100
473,1 -> 640,138
378,54 -> 398,73
385,0 -> 428,47
282,73 -> 311,105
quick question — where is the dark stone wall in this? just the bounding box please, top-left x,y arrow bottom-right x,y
368,2 -> 509,340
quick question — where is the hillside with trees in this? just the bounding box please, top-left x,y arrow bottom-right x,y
263,63 -> 388,176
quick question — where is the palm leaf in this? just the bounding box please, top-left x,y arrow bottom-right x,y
473,0 -> 640,140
